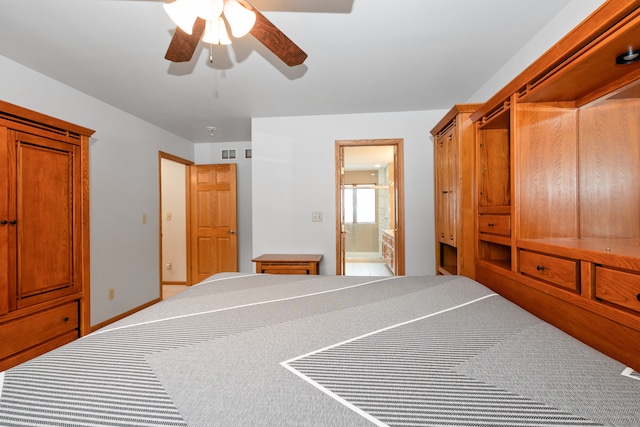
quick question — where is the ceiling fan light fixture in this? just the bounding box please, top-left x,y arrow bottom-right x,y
202,17 -> 232,45
163,0 -> 199,35
223,0 -> 256,38
195,0 -> 224,20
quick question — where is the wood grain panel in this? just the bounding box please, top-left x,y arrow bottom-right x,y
435,130 -> 456,245
216,188 -> 232,228
215,236 -> 234,273
197,191 -> 213,229
519,250 -> 579,292
18,144 -> 72,297
478,128 -> 510,208
216,167 -> 230,185
478,214 -> 511,236
579,98 -> 640,239
0,301 -> 78,360
0,127 -> 8,315
516,103 -> 578,239
197,236 -> 213,277
596,266 -> 640,313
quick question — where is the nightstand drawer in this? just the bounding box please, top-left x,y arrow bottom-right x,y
478,214 -> 511,236
519,250 -> 579,292
596,267 -> 640,314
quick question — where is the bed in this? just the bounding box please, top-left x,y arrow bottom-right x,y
1,273 -> 639,426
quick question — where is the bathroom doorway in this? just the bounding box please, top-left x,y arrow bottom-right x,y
335,139 -> 405,276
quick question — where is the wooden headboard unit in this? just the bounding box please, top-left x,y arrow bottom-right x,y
470,0 -> 640,371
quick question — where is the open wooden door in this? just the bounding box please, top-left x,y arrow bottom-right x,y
336,146 -> 347,275
190,164 -> 238,283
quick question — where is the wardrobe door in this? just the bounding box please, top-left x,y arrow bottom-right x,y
13,132 -> 80,309
0,127 -> 9,315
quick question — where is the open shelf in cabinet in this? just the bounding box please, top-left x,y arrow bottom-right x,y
478,240 -> 512,271
438,243 -> 458,275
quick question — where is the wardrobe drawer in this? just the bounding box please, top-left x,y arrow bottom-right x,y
478,214 -> 511,236
0,302 -> 79,360
596,267 -> 640,314
519,250 -> 579,292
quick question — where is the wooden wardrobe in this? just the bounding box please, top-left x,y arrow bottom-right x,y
0,100 -> 93,370
468,0 -> 640,370
431,104 -> 481,278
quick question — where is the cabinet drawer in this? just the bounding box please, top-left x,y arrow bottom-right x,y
596,267 -> 640,314
478,214 -> 511,236
0,302 -> 79,360
519,250 -> 579,291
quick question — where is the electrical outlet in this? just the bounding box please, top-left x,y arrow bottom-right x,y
166,212 -> 172,221
312,212 -> 323,222
108,288 -> 115,300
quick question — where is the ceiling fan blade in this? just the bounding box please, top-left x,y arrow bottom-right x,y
165,18 -> 206,62
247,6 -> 307,66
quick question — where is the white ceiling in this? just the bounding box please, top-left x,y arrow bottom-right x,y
0,0 -> 576,142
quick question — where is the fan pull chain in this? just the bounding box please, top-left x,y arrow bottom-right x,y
209,44 -> 214,63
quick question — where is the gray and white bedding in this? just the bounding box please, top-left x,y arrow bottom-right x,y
1,273 -> 639,426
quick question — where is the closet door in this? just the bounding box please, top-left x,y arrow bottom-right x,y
12,131 -> 81,309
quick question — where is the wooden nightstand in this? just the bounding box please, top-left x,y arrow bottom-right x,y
252,254 -> 323,275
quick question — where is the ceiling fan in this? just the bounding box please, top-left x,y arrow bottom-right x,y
163,0 -> 307,66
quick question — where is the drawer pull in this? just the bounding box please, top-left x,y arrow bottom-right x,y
637,294 -> 640,302
487,223 -> 495,227
62,316 -> 69,322
536,265 -> 545,271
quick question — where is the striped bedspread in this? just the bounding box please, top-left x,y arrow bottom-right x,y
1,273 -> 639,426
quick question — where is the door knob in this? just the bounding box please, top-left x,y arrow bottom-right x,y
230,229 -> 236,234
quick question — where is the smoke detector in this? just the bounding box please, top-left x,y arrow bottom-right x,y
207,126 -> 217,136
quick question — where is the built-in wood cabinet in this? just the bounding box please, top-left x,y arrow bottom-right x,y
0,100 -> 93,370
469,0 -> 640,370
382,230 -> 395,274
431,104 -> 481,277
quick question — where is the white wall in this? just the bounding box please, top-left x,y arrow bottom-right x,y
195,141 -> 253,273
468,0 -> 605,102
0,55 -> 194,327
252,111 -> 448,276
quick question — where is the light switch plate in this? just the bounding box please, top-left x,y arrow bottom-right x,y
312,212 -> 323,222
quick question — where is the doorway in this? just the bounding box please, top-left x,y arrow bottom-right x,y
158,152 -> 193,293
159,153 -> 239,295
335,139 -> 405,276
